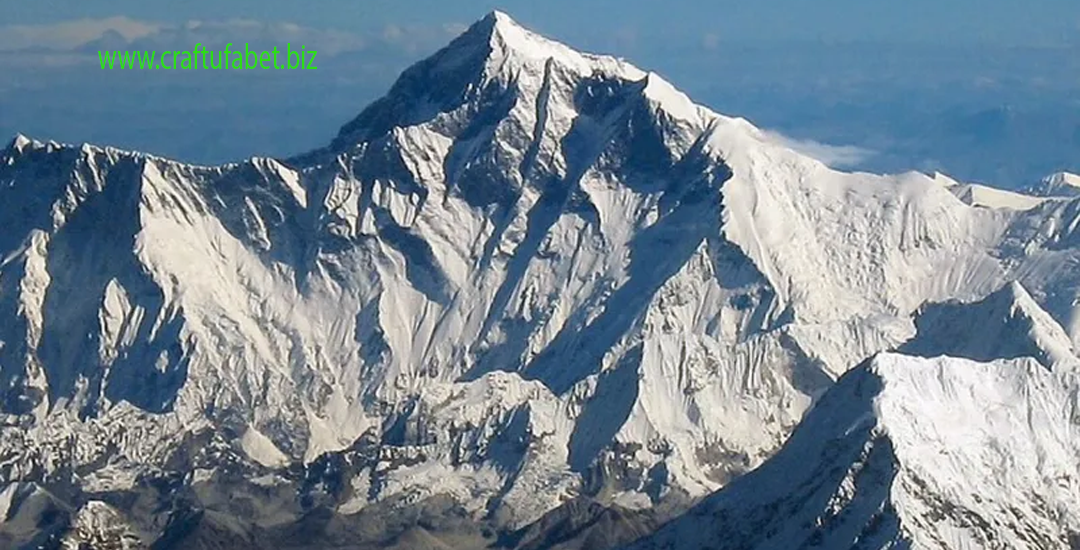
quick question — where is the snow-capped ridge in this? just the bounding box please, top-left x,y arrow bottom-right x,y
475,10 -> 646,79
901,281 -> 1080,372
1026,171 -> 1080,198
947,180 -> 1047,210
323,9 -> 650,153
629,353 -> 1080,550
250,156 -> 307,208
929,171 -> 961,187
6,133 -> 35,155
1048,171 -> 1080,189
641,72 -> 704,126
0,134 -> 222,171
1,134 -> 63,161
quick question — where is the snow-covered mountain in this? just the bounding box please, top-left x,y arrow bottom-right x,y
625,353 -> 1080,550
900,281 -> 1080,372
629,290 -> 1080,549
1026,172 -> 1080,198
3,10 -> 1080,548
934,172 -> 1048,211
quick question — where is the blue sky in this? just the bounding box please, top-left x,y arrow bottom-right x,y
7,0 -> 1080,46
3,1 -> 1079,185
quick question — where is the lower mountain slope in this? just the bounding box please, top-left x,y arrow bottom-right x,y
625,353 -> 1080,550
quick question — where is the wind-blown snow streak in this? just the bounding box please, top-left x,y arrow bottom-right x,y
2,10 -> 1080,540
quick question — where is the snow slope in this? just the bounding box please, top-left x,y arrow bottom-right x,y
900,281 -> 1080,372
625,353 -> 1080,550
3,10 -> 1080,544
948,183 -> 1048,211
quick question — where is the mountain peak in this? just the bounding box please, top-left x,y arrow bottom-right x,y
323,10 -> 649,153
460,10 -> 645,79
481,9 -> 523,34
1046,171 -> 1080,188
463,10 -> 526,50
1024,171 -> 1080,198
5,133 -> 35,154
901,281 -> 1080,371
454,10 -> 562,62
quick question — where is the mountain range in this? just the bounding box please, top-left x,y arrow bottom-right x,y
2,11 -> 1080,550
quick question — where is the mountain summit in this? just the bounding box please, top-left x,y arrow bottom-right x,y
1027,171 -> 1080,198
3,11 -> 1080,549
326,10 -> 649,153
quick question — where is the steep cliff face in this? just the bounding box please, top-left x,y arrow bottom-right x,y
3,11 -> 1080,547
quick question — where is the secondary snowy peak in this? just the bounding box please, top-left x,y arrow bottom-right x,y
3,134 -> 36,158
1,134 -> 72,167
928,171 -> 1048,210
901,281 -> 1080,371
1027,172 -> 1080,198
627,353 -> 1080,550
948,182 -> 1047,210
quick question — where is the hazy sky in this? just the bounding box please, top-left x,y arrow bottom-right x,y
7,0 -> 1080,46
3,1 -> 1079,185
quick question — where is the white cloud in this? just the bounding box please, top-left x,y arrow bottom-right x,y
116,20 -> 370,56
382,25 -> 404,41
764,131 -> 877,169
701,33 -> 721,51
0,17 -> 161,51
0,17 -> 470,57
376,22 -> 472,54
443,23 -> 470,36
